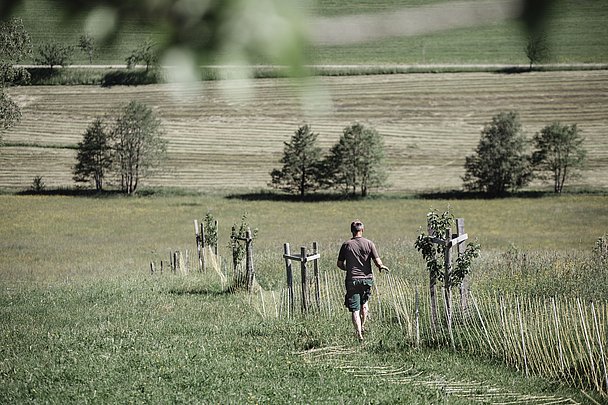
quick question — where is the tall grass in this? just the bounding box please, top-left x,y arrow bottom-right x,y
1,194 -> 607,401
249,255 -> 608,397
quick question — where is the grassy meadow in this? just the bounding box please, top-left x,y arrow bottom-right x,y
2,0 -> 608,402
1,193 -> 607,403
9,0 -> 608,65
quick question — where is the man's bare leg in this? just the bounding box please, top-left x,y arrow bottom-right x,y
351,310 -> 363,340
361,302 -> 369,333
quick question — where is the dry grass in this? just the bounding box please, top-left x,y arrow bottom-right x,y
2,70 -> 607,192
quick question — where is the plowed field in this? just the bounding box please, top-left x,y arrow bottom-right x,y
2,70 -> 607,192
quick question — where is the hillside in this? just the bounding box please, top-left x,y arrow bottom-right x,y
8,0 -> 608,65
2,70 -> 607,192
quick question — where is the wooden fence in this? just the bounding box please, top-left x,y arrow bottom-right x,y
283,242 -> 321,315
254,271 -> 608,397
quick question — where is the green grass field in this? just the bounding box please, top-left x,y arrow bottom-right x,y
9,0 -> 608,65
2,70 -> 607,193
2,0 -> 608,402
1,194 -> 607,403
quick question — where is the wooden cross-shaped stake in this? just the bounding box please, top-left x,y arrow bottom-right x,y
234,228 -> 255,292
283,242 -> 321,315
427,218 -> 468,349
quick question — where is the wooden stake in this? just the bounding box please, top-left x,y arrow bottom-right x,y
260,288 -> 266,317
428,225 -> 438,333
214,219 -> 219,256
517,297 -> 529,377
194,219 -> 202,271
578,297 -> 599,391
301,246 -> 308,313
245,228 -> 255,293
284,243 -> 294,316
444,228 -> 455,350
272,290 -> 278,318
551,297 -> 565,370
415,285 -> 420,347
456,218 -> 470,317
324,272 -> 331,316
470,291 -> 494,354
313,242 -> 320,310
201,222 -> 207,272
591,302 -> 608,395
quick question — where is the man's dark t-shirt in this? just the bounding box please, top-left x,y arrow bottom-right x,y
338,236 -> 379,281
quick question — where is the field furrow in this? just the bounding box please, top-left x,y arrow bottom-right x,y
2,70 -> 607,191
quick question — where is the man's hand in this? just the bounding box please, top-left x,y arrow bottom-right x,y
379,265 -> 390,273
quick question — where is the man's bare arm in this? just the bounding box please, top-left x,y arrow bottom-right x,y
337,260 -> 346,271
374,257 -> 389,273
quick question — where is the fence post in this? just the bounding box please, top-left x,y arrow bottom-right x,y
214,220 -> 219,256
231,225 -> 239,287
313,241 -> 320,310
428,224 -> 438,332
194,220 -> 202,272
444,228 -> 455,350
284,243 -> 294,316
415,286 -> 420,347
201,221 -> 207,272
245,228 -> 255,292
300,246 -> 308,313
456,218 -> 469,317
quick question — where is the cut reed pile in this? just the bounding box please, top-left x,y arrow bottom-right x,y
250,270 -> 608,398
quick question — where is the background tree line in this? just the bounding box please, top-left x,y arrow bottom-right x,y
2,19 -> 587,198
73,100 -> 167,195
463,111 -> 586,196
272,114 -> 586,199
270,123 -> 388,198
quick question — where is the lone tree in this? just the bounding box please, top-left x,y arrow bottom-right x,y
73,117 -> 113,191
323,122 -> 387,197
78,33 -> 95,64
126,40 -> 158,72
270,124 -> 322,197
463,112 -> 532,196
112,101 -> 167,195
35,41 -> 74,70
525,27 -> 549,70
0,17 -> 31,144
525,31 -> 549,70
532,122 -> 586,193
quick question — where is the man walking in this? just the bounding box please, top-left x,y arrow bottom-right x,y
337,220 -> 389,341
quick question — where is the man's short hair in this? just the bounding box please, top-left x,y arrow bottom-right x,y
350,220 -> 364,234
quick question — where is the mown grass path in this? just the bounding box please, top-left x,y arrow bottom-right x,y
3,70 -> 607,192
297,346 -> 583,404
